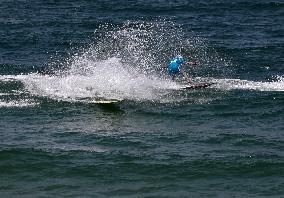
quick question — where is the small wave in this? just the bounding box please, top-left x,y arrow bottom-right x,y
0,99 -> 39,108
0,93 -> 11,96
0,91 -> 28,96
0,74 -> 27,82
52,145 -> 106,153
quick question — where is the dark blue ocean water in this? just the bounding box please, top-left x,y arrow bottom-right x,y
0,1 -> 284,197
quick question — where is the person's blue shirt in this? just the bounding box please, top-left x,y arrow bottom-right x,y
168,56 -> 185,75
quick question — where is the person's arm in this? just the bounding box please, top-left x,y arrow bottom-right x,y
186,61 -> 197,65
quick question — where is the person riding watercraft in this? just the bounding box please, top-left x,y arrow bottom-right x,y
168,55 -> 196,82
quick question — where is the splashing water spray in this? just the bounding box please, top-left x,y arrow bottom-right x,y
4,20 -> 242,104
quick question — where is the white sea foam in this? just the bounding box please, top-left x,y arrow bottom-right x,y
211,76 -> 284,92
52,145 -> 106,153
0,93 -> 11,96
10,58 -> 178,102
3,73 -> 283,105
0,74 -> 283,106
0,99 -> 39,108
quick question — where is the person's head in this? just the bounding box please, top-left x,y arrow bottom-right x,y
176,55 -> 184,63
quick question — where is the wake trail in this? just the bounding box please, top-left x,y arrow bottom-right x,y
211,76 -> 284,92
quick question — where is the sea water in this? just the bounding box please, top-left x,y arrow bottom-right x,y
0,1 -> 283,197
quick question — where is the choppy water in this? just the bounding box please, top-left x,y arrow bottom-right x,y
0,1 -> 283,197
